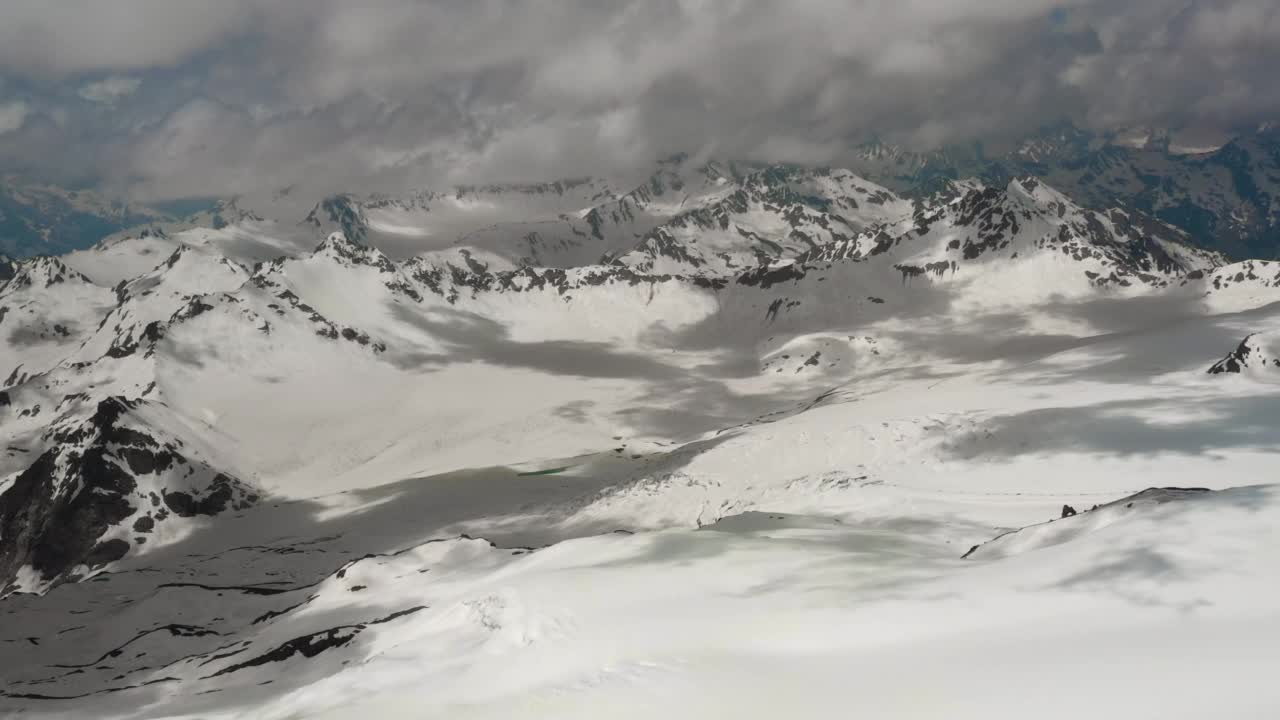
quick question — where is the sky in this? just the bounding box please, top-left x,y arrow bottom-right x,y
0,0 -> 1277,201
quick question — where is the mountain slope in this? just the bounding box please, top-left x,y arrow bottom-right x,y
1208,332 -> 1280,375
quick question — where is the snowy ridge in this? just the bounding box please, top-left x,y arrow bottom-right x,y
961,487 -> 1215,560
299,160 -> 739,268
752,177 -> 1221,290
4,256 -> 96,290
1,256 -> 117,385
613,167 -> 913,276
1208,332 -> 1280,375
71,245 -> 250,363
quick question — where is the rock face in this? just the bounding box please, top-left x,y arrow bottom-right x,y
0,398 -> 257,594
1208,333 -> 1280,374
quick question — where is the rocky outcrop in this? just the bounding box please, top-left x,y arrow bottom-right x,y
1208,333 -> 1280,374
0,398 -> 258,595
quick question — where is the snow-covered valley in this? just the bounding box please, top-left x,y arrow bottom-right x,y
3,166 -> 1279,719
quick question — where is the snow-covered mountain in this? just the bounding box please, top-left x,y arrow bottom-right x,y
609,166 -> 912,276
0,256 -> 117,386
298,156 -> 748,267
9,121 -> 1279,265
0,396 -> 258,592
3,167 -> 1280,718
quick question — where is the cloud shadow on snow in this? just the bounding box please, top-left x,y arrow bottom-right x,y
942,394 -> 1280,461
382,301 -> 843,438
0,434 -> 746,716
1027,486 -> 1280,611
386,303 -> 685,380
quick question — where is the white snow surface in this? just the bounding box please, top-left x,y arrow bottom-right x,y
2,169 -> 1279,719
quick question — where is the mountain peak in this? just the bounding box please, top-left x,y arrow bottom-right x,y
312,232 -> 396,272
1005,175 -> 1073,207
304,195 -> 369,244
0,396 -> 258,594
1209,333 -> 1280,375
4,256 -> 93,292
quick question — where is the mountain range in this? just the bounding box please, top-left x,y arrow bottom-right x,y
0,178 -> 179,259
3,156 -> 1280,717
3,122 -> 1278,262
846,122 -> 1280,260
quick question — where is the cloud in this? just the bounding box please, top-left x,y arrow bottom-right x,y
0,1 -> 256,76
0,101 -> 29,134
78,76 -> 143,104
0,0 -> 1276,200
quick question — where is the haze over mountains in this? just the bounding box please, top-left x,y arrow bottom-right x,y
3,121 -> 1279,261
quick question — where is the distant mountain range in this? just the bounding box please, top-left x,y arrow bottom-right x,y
843,122 -> 1280,260
1,122 -> 1277,263
0,178 -> 174,258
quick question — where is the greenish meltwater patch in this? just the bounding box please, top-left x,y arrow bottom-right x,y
516,466 -> 572,477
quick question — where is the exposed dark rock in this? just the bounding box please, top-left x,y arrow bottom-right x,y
0,399 -> 258,593
163,474 -> 243,518
207,627 -> 363,677
49,625 -> 221,670
1208,334 -> 1277,374
84,540 -> 131,568
0,448 -> 137,590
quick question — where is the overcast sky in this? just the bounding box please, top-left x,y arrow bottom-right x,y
0,0 -> 1276,200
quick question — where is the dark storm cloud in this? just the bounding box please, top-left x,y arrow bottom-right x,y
0,0 -> 1276,199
